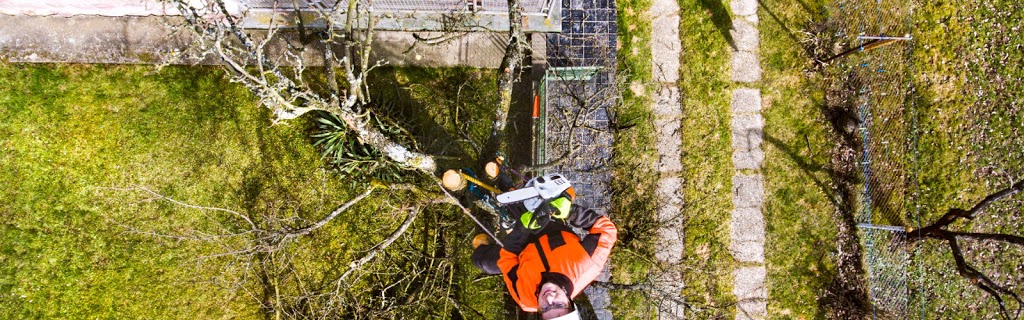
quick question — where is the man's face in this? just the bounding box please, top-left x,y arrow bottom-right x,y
538,282 -> 571,319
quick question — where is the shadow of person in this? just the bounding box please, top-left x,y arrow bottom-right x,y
698,0 -> 736,50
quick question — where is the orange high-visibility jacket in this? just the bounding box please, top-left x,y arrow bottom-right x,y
496,216 -> 617,312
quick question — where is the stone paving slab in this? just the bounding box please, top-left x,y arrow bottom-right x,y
742,14 -> 760,24
650,0 -> 680,14
651,0 -> 680,84
647,0 -> 685,316
732,88 -> 762,113
731,240 -> 765,263
732,111 -> 765,169
653,272 -> 686,319
730,0 -> 758,16
730,18 -> 760,52
657,176 -> 685,207
731,113 -> 764,151
732,174 -> 764,209
728,0 -> 767,316
737,299 -> 768,320
731,207 -> 765,242
733,266 -> 767,300
655,117 -> 684,172
653,86 -> 682,116
655,219 -> 684,262
733,149 -> 765,170
731,51 -> 762,83
652,33 -> 681,83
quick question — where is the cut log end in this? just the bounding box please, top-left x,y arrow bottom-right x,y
442,170 -> 466,191
485,162 -> 500,179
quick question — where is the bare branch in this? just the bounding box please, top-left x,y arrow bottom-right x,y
915,179 -> 1024,237
963,179 -> 1024,219
284,186 -> 376,239
951,232 -> 1024,246
436,182 -> 504,247
115,185 -> 257,231
336,206 -> 420,284
944,234 -> 1023,320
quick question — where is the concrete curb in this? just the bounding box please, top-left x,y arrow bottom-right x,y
728,0 -> 767,318
649,0 -> 686,315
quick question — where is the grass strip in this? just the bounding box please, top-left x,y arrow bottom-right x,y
755,0 -> 842,317
607,0 -> 663,316
678,0 -> 736,317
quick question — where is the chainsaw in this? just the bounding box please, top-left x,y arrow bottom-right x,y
496,173 -> 576,231
442,157 -> 575,232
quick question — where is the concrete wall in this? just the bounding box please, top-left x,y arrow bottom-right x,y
0,0 -> 237,16
0,14 -> 506,68
0,0 -> 560,32
0,15 -> 194,64
372,31 -> 505,68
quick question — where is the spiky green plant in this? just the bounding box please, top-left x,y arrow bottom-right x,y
311,110 -> 409,183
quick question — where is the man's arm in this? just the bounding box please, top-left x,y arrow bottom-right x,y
580,215 -> 617,267
497,225 -> 530,274
496,225 -> 533,310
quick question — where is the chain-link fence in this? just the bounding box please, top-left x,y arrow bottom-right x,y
825,0 -> 922,318
825,0 -> 1024,317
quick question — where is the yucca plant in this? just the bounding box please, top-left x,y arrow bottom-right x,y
312,111 -> 409,183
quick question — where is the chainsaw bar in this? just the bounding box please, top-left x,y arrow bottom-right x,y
496,173 -> 571,204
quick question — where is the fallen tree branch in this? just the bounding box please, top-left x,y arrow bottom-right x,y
284,186 -> 376,239
437,182 -> 504,248
168,0 -> 438,174
337,206 -> 420,284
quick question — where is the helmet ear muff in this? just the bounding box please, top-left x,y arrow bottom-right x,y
563,187 -> 576,201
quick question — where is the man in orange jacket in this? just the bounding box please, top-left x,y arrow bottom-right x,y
472,199 -> 617,319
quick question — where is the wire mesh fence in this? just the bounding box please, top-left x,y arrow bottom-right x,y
857,224 -> 914,318
541,0 -> 617,216
826,0 -> 921,318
